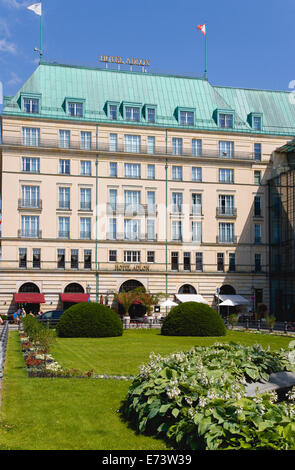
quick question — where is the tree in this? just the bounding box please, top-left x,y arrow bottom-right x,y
113,290 -> 136,317
132,287 -> 165,317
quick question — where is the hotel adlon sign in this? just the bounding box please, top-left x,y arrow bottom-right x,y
100,55 -> 150,67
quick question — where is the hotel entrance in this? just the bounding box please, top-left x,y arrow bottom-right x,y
118,280 -> 146,318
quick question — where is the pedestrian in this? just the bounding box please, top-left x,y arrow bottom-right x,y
13,311 -> 18,324
21,308 -> 26,318
29,311 -> 34,317
0,316 -> 4,325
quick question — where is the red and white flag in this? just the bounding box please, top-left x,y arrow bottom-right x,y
197,24 -> 206,35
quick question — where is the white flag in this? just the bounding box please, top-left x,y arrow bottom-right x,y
27,3 -> 42,16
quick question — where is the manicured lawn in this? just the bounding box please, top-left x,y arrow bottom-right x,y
0,328 -> 293,450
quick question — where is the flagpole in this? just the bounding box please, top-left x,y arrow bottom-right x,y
40,11 -> 43,62
204,27 -> 207,79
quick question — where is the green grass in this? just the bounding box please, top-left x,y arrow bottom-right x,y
0,328 -> 293,450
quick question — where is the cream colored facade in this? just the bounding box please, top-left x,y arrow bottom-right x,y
1,63 -> 294,316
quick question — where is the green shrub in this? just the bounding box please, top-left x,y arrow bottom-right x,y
56,302 -> 123,338
161,302 -> 226,337
22,315 -> 43,342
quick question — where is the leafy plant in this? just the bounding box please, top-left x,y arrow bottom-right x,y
227,314 -> 238,329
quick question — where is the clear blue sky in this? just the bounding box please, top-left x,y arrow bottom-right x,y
0,0 -> 294,105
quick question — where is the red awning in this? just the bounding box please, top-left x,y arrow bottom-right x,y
60,293 -> 89,303
14,293 -> 45,304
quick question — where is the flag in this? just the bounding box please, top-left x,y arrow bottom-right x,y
27,3 -> 42,16
197,24 -> 206,35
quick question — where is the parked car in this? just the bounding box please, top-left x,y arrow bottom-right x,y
37,310 -> 64,322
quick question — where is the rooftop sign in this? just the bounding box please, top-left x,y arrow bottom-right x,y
100,55 -> 150,68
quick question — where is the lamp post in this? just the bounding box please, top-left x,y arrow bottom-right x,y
86,284 -> 91,302
251,285 -> 255,320
216,287 -> 220,316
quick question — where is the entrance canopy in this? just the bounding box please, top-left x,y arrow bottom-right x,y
14,293 -> 45,304
217,294 -> 249,306
60,293 -> 89,303
175,294 -> 208,304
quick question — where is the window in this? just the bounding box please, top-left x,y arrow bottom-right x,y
255,253 -> 262,272
172,192 -> 183,213
184,252 -> 191,271
192,139 -> 202,156
172,137 -> 183,155
254,170 -> 261,185
180,111 -> 194,126
24,98 -> 39,114
81,131 -> 91,150
19,248 -> 27,268
57,249 -> 65,269
192,193 -> 202,215
124,251 -> 140,263
147,191 -> 156,214
218,195 -> 234,216
217,253 -> 224,272
80,217 -> 91,239
124,190 -> 141,212
124,163 -> 141,178
172,166 -> 183,181
109,105 -> 118,120
80,160 -> 91,176
254,224 -> 262,243
229,253 -> 236,272
219,114 -> 233,128
147,251 -> 155,263
109,250 -> 117,262
59,159 -> 70,175
147,136 -> 155,154
219,141 -> 234,158
219,169 -> 234,184
172,220 -> 182,241
147,164 -> 155,179
109,189 -> 117,211
124,135 -> 141,153
109,133 -> 118,152
196,252 -> 203,272
192,221 -> 202,242
110,162 -> 118,177
32,248 -> 41,269
71,249 -> 79,269
58,217 -> 70,239
22,157 -> 40,173
219,222 -> 235,243
124,219 -> 140,240
192,167 -> 202,182
68,102 -> 83,117
22,127 -> 40,146
21,185 -> 40,208
147,108 -> 155,123
253,116 -> 262,131
254,143 -> 261,161
80,188 -> 91,210
84,250 -> 92,269
59,187 -> 70,210
109,218 -> 117,240
147,219 -> 155,240
171,252 -> 179,271
21,215 -> 39,238
125,106 -> 140,122
254,196 -> 262,216
59,130 -> 70,149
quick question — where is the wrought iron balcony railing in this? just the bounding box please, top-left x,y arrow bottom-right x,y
18,199 -> 42,210
216,207 -> 237,218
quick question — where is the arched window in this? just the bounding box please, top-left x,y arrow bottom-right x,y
64,283 -> 84,293
19,282 -> 40,293
178,284 -> 197,294
220,285 -> 236,295
119,280 -> 145,293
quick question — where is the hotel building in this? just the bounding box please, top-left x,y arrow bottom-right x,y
0,62 -> 295,316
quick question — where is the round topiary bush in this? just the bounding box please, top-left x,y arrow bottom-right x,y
56,302 -> 123,338
161,302 -> 226,336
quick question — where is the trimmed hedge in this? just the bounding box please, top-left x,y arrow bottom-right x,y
56,302 -> 123,338
161,302 -> 226,337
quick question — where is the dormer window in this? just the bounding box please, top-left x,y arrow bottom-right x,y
253,116 -> 262,131
68,102 -> 83,117
176,107 -> 195,127
219,113 -> 233,129
126,106 -> 140,122
147,108 -> 155,123
24,98 -> 39,114
109,105 -> 118,120
248,112 -> 263,131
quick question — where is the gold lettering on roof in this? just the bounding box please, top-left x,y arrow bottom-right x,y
100,55 -> 150,68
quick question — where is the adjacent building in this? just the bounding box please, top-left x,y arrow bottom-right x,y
1,62 -> 295,316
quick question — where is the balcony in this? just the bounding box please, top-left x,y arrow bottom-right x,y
191,205 -> 203,216
18,229 -> 42,239
106,203 -> 157,217
106,233 -> 158,242
216,235 -> 237,244
18,199 -> 42,211
216,207 -> 237,218
1,136 -> 260,161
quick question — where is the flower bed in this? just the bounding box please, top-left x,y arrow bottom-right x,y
122,342 -> 295,450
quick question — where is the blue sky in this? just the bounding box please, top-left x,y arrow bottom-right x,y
0,0 -> 294,105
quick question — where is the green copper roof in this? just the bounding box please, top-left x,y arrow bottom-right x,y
2,61 -> 295,137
